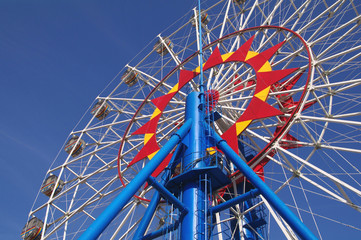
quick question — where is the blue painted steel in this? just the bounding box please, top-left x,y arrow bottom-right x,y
236,184 -> 259,240
184,92 -> 205,167
210,187 -> 261,240
241,198 -> 257,240
143,221 -> 180,240
78,119 -> 192,240
134,144 -> 183,239
147,176 -> 188,214
208,127 -> 318,240
134,189 -> 161,240
210,188 -> 260,214
181,91 -> 206,240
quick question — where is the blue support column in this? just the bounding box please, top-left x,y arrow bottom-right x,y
147,176 -> 188,214
208,126 -> 318,240
134,189 -> 161,240
143,221 -> 180,240
78,119 -> 192,240
181,91 -> 207,240
210,188 -> 260,214
134,144 -> 183,239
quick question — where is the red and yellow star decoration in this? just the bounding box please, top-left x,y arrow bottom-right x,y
127,35 -> 307,180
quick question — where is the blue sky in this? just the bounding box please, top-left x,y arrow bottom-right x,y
0,1 -> 195,238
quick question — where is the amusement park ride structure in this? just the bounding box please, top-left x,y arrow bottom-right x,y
22,0 -> 361,239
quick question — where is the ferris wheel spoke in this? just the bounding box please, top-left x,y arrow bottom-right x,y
126,65 -> 186,97
218,84 -> 253,103
245,128 -> 271,145
159,110 -> 184,124
43,176 -> 121,238
211,63 -> 235,90
292,179 -> 324,239
312,19 -> 361,59
54,166 -> 119,202
331,111 -> 361,119
242,131 -> 263,153
299,115 -> 361,127
316,45 -> 361,66
317,144 -> 361,154
102,97 -> 145,103
265,165 -> 361,233
72,119 -> 125,138
57,140 -> 122,170
260,195 -> 297,240
238,3 -> 253,31
217,0 -> 232,39
220,104 -> 246,112
276,145 -> 361,199
158,35 -> 182,65
305,5 -> 340,43
318,149 -> 361,188
286,1 -> 312,32
304,90 -> 361,115
270,150 -> 361,212
259,0 -> 284,28
297,0 -> 344,35
297,174 -> 361,212
158,120 -> 184,139
109,202 -> 138,240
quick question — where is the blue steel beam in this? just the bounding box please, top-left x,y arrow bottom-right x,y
134,144 -> 183,239
181,92 -> 207,240
134,189 -> 161,240
210,188 -> 260,214
142,221 -> 180,240
147,176 -> 188,214
78,119 -> 192,240
208,126 -> 318,240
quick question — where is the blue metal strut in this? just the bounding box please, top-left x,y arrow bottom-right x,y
134,143 -> 183,239
208,126 -> 318,240
78,119 -> 192,240
180,91 -> 207,240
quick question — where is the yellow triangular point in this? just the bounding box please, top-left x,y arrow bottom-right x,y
206,147 -> 216,155
255,86 -> 270,101
258,62 -> 272,72
221,52 -> 233,62
168,83 -> 179,94
151,108 -> 161,119
236,120 -> 252,135
245,51 -> 258,61
148,150 -> 159,160
144,133 -> 154,145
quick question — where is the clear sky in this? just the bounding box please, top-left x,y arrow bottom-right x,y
0,1 -> 195,238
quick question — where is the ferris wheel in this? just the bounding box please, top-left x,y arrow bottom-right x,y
22,0 -> 361,239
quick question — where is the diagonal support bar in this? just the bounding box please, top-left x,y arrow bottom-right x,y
78,119 -> 192,240
134,143 -> 183,239
134,191 -> 161,240
210,188 -> 260,214
147,176 -> 188,214
208,126 -> 318,240
142,220 -> 180,240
